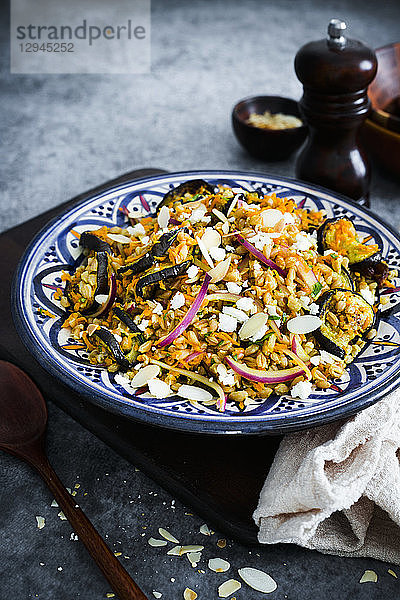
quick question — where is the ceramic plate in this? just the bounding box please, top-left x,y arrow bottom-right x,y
12,171 -> 400,434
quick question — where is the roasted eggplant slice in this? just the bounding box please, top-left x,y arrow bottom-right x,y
118,252 -> 154,276
317,217 -> 380,264
314,288 -> 376,359
92,327 -> 130,371
158,179 -> 214,210
151,228 -> 185,258
135,260 -> 192,298
317,217 -> 388,285
113,306 -> 145,344
80,231 -> 112,254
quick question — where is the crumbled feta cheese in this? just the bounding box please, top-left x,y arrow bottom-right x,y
283,212 -> 296,225
216,364 -> 236,387
360,287 -> 375,306
222,306 -> 249,323
209,246 -> 226,262
249,324 -> 268,342
265,304 -> 278,316
148,378 -> 172,398
170,292 -> 185,310
309,355 -> 321,366
181,212 -> 190,219
293,232 -> 315,252
226,282 -> 242,294
114,373 -> 132,387
187,265 -> 199,279
201,215 -> 212,224
138,319 -> 149,331
291,380 -> 313,400
300,295 -> 311,308
225,245 -> 235,252
308,302 -> 319,315
153,302 -> 164,315
189,207 -> 207,223
248,232 -> 274,252
141,235 -> 150,245
131,223 -> 146,237
236,297 -> 255,312
218,312 -> 238,332
324,249 -> 335,256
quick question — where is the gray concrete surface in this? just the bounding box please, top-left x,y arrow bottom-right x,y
1,0 -> 400,598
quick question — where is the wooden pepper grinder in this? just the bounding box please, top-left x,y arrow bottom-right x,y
294,19 -> 377,206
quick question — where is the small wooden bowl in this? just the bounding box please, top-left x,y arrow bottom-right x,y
369,42 -> 400,135
232,96 -> 308,161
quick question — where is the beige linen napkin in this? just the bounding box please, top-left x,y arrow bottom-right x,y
253,390 -> 400,564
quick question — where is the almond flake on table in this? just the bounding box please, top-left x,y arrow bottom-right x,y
199,523 -> 212,536
208,558 -> 230,573
218,579 -> 241,598
158,527 -> 179,543
359,570 -> 378,583
187,551 -> 202,567
36,516 -> 45,529
58,511 -> 67,521
148,537 -> 168,547
217,539 -> 226,548
388,569 -> 397,578
183,588 -> 197,600
238,567 -> 277,593
152,592 -> 162,599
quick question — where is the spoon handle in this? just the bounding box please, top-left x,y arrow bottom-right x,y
31,450 -> 148,600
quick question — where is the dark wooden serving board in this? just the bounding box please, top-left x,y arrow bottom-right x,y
0,168 -> 282,545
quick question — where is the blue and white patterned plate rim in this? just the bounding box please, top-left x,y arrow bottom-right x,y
12,170 -> 400,434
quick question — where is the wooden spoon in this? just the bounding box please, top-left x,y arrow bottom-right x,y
0,361 -> 148,600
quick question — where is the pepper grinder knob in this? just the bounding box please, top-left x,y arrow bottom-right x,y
327,19 -> 346,47
294,20 -> 377,206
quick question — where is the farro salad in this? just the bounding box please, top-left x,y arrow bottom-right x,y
58,180 -> 393,412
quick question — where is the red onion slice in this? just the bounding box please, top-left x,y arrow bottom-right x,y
235,234 -> 287,277
139,194 -> 151,212
157,274 -> 211,348
225,356 -> 307,384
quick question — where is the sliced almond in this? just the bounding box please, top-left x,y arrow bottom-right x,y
207,256 -> 231,283
201,228 -> 221,250
158,206 -> 170,230
130,365 -> 161,388
260,208 -> 284,228
178,545 -> 204,555
212,208 -> 228,223
158,527 -> 179,543
148,378 -> 172,398
183,589 -> 197,600
287,315 -> 322,335
226,193 -> 241,217
196,235 -> 214,268
148,538 -> 168,547
187,551 -> 202,567
199,523 -> 212,536
218,579 -> 241,598
359,570 -> 378,583
208,558 -> 230,573
177,385 -> 213,403
107,233 -> 132,244
238,567 -> 277,593
239,312 -> 268,341
167,545 -> 183,556
152,592 -> 162,599
36,516 -> 45,529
